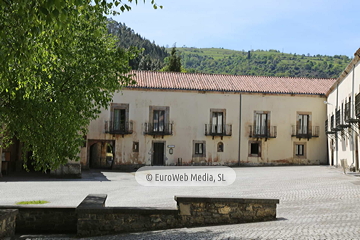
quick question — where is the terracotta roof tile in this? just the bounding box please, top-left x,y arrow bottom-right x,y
127,70 -> 336,95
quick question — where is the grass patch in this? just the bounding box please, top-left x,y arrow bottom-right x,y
16,200 -> 49,205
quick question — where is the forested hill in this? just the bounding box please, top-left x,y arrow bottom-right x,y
106,20 -> 351,78
177,48 -> 351,78
107,19 -> 169,71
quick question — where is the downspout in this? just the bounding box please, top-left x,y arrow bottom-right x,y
238,94 -> 242,166
351,64 -> 357,170
336,83 -> 339,167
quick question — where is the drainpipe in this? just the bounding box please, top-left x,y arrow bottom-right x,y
238,94 -> 242,166
336,83 -> 339,167
351,64 -> 357,170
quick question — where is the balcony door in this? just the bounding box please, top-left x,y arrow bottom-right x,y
212,112 -> 223,134
113,109 -> 126,132
298,114 -> 309,134
153,110 -> 165,132
255,113 -> 267,135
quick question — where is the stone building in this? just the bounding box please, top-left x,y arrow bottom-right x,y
325,48 -> 360,171
79,70 -> 335,171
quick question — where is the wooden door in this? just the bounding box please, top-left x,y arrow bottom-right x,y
153,142 -> 164,165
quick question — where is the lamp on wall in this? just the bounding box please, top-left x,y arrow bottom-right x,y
324,101 -> 333,105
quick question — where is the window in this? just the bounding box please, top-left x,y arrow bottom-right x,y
294,143 -> 306,158
249,141 -> 261,157
133,142 -> 139,152
298,114 -> 309,134
212,112 -> 223,134
113,109 -> 126,131
217,142 -> 224,152
147,106 -> 171,135
255,112 -> 268,135
153,110 -> 165,132
193,140 -> 206,157
110,103 -> 129,133
195,143 -> 203,154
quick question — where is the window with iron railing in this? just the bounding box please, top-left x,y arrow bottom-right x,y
336,109 -> 341,126
356,93 -> 360,117
145,106 -> 172,136
345,101 -> 350,121
330,114 -> 334,130
105,103 -> 132,135
249,112 -> 277,139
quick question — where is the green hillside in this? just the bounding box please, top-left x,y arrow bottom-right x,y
107,19 -> 169,71
175,47 -> 351,78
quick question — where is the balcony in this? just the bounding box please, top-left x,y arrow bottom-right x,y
345,95 -> 360,124
356,93 -> 360,118
144,122 -> 173,137
325,119 -> 336,135
249,125 -> 277,140
291,125 -> 319,140
105,121 -> 133,136
333,109 -> 343,131
205,124 -> 232,139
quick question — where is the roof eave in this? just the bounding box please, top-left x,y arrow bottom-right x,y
326,48 -> 360,97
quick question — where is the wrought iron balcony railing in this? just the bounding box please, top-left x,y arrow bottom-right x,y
105,121 -> 133,135
291,125 -> 319,139
144,122 -> 173,136
249,125 -> 277,139
205,124 -> 232,138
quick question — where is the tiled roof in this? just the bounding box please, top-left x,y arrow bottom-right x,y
127,70 -> 336,95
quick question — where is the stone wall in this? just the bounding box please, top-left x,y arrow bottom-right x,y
176,196 -> 278,227
77,207 -> 180,237
0,194 -> 279,237
0,209 -> 18,239
77,194 -> 279,237
0,206 -> 77,234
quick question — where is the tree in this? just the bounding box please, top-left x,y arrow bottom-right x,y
0,0 -> 161,172
162,46 -> 182,72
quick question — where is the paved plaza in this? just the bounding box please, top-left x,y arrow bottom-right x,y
2,166 -> 360,239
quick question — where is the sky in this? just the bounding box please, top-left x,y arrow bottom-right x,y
111,0 -> 360,57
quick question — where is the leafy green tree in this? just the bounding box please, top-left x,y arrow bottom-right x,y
0,0 -> 160,172
162,46 -> 182,72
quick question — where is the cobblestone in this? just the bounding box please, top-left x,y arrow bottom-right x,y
2,166 -> 360,239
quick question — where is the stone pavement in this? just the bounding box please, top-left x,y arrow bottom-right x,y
2,166 -> 360,239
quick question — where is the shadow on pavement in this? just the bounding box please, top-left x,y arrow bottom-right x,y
0,169 -> 110,182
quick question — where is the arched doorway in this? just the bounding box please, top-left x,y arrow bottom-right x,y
89,141 -> 115,169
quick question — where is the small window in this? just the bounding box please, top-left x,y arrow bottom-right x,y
295,144 -> 305,156
251,143 -> 259,154
133,142 -> 139,152
294,142 -> 306,158
193,140 -> 206,157
195,143 -> 203,154
217,142 -> 224,152
249,141 -> 261,157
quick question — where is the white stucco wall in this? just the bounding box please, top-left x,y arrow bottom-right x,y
81,88 -> 328,169
83,90 -> 240,168
326,60 -> 360,169
240,94 -> 327,165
